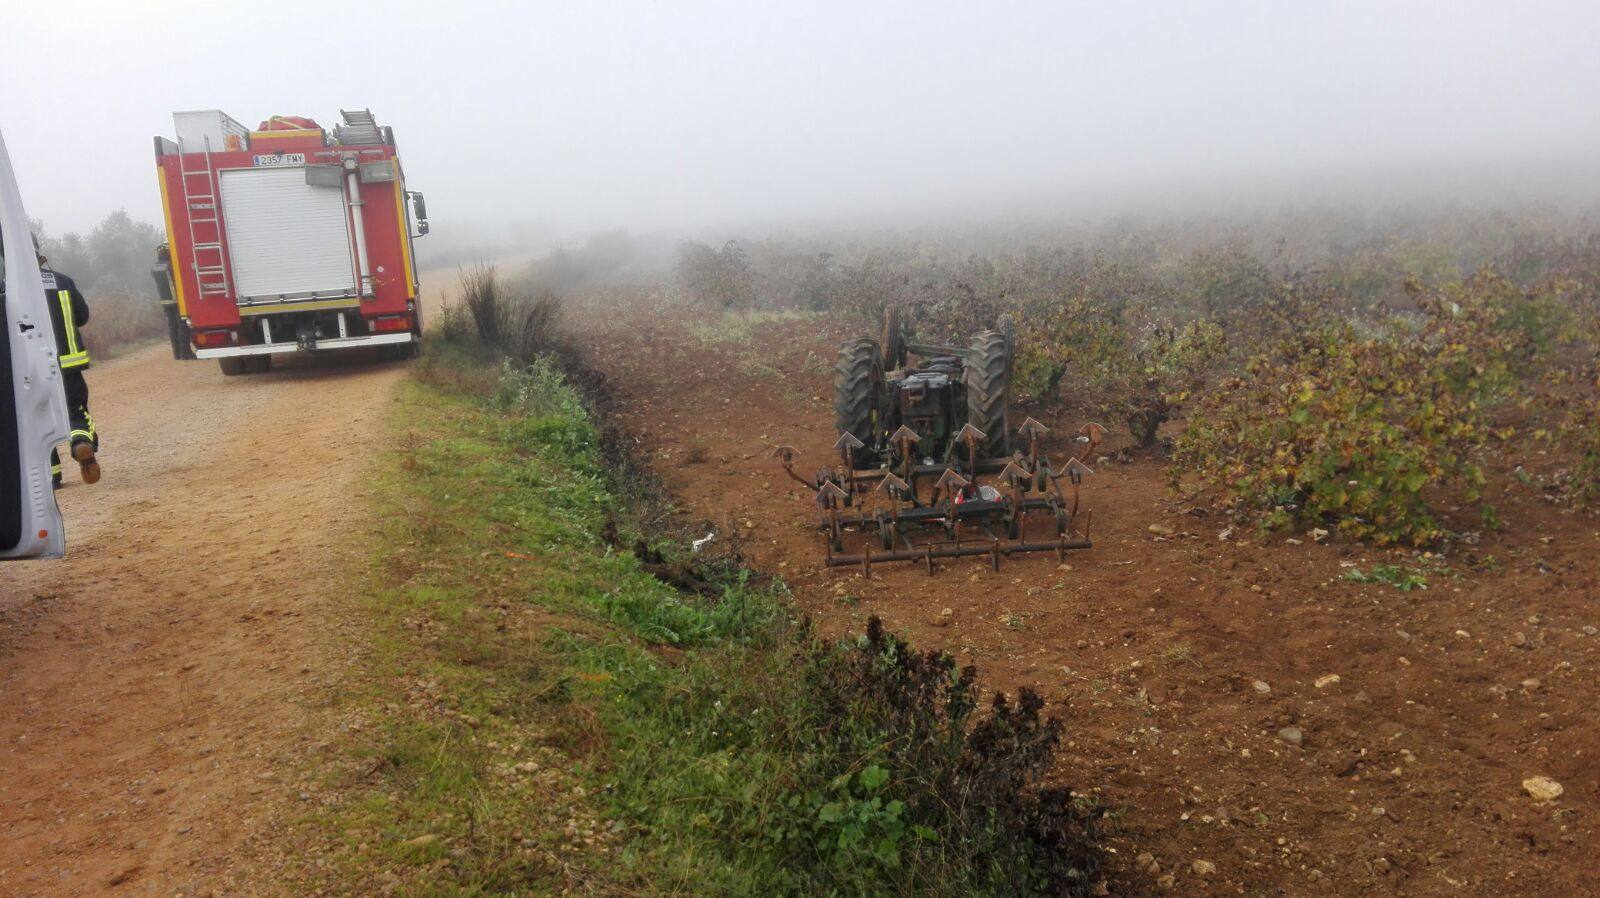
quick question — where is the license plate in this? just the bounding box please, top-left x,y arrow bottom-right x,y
254,153 -> 306,167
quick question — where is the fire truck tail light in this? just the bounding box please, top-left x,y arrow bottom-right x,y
193,330 -> 235,348
372,315 -> 411,333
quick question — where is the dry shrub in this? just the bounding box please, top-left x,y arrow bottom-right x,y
504,289 -> 562,370
81,291 -> 166,359
675,239 -> 753,310
459,264 -> 507,349
443,266 -> 565,368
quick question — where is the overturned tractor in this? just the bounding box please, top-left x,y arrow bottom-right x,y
777,310 -> 1103,572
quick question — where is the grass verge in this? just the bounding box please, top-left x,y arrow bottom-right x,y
284,277 -> 1102,896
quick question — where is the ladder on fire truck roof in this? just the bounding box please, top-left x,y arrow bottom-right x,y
333,109 -> 382,146
178,136 -> 231,301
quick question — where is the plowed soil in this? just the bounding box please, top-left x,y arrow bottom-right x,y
0,311 -> 428,894
581,300 -> 1599,897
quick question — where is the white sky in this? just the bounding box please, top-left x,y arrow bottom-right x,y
2,0 -> 1598,236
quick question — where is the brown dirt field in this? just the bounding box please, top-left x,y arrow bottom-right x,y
579,299 -> 1600,897
0,271 -> 455,896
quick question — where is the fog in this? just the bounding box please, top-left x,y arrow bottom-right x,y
3,0 -> 1598,241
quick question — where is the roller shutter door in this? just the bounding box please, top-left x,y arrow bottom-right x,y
219,167 -> 356,300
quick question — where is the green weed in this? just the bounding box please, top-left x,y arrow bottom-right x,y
1341,563 -> 1430,591
685,308 -> 814,347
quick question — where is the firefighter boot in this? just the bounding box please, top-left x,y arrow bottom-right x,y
72,440 -> 101,485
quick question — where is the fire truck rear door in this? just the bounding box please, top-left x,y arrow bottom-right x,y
219,165 -> 356,301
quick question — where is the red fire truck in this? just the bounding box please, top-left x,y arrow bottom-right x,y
152,109 -> 428,374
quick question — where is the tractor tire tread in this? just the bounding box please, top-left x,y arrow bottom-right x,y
965,330 -> 1010,456
834,336 -> 883,463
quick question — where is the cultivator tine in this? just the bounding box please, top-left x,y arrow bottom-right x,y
1060,457 -> 1093,519
816,480 -> 849,547
834,431 -> 864,464
817,479 -> 849,507
890,425 -> 920,454
877,471 -> 911,497
890,425 -> 921,480
999,460 -> 1029,484
936,468 -> 970,544
878,472 -> 911,520
999,460 -> 1029,540
834,431 -> 865,491
1019,417 -> 1049,469
934,468 -> 969,506
771,445 -> 818,490
956,423 -> 986,476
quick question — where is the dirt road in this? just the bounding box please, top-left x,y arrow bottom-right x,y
0,338 -> 408,895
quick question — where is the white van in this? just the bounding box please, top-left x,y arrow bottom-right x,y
0,121 -> 70,558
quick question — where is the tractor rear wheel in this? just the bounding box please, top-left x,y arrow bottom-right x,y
834,336 -> 885,464
997,313 -> 1016,373
965,330 -> 1011,457
880,305 -> 906,371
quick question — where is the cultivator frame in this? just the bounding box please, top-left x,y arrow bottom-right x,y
777,417 -> 1104,574
776,309 -> 1105,572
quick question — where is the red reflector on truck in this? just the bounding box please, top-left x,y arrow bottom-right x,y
193,330 -> 235,347
371,315 -> 412,333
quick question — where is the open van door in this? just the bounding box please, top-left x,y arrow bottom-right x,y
0,122 -> 69,559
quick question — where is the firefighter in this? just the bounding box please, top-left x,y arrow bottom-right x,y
35,236 -> 100,486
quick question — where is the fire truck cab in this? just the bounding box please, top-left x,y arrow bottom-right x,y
153,109 -> 427,374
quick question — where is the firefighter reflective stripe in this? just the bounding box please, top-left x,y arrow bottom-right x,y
56,290 -> 90,369
71,409 -> 96,444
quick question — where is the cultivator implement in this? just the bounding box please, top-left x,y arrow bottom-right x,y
777,418 -> 1103,573
777,309 -> 1105,572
